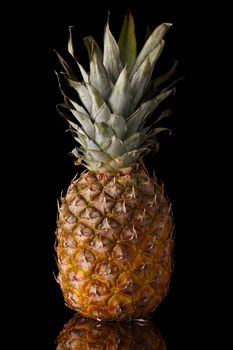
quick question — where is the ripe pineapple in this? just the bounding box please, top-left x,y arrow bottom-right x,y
55,12 -> 177,321
56,314 -> 166,349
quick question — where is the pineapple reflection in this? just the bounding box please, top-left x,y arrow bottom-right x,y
56,313 -> 166,349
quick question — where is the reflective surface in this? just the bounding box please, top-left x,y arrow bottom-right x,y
55,314 -> 166,349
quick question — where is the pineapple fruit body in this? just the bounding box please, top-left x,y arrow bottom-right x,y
56,313 -> 166,349
56,165 -> 173,320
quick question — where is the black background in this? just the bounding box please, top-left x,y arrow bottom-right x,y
4,0 -> 222,348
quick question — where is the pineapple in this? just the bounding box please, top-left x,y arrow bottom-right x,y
56,314 -> 166,349
55,11 -> 177,321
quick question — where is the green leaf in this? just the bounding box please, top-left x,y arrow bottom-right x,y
107,114 -> 127,139
54,49 -> 80,80
126,102 -> 150,134
77,62 -> 89,83
118,11 -> 137,72
71,129 -> 88,148
67,79 -> 92,113
142,109 -> 172,132
130,22 -> 172,78
89,42 -> 112,99
126,88 -> 175,134
71,147 -> 84,159
86,84 -> 105,119
105,135 -> 125,158
86,150 -> 112,163
69,99 -> 89,117
109,67 -> 133,117
56,103 -> 74,122
94,122 -> 115,150
57,103 -> 95,141
129,40 -> 165,112
67,119 -> 79,131
138,127 -> 170,155
108,149 -> 147,169
146,127 -> 171,139
103,16 -> 123,83
151,61 -> 178,93
123,133 -> 142,151
64,97 -> 74,108
68,27 -> 89,83
129,56 -> 151,111
84,36 -> 103,61
160,78 -> 182,93
55,71 -> 79,101
68,26 -> 76,59
70,108 -> 95,139
86,139 -> 101,151
94,103 -> 111,123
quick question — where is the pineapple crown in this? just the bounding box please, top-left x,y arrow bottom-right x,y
55,11 -> 178,172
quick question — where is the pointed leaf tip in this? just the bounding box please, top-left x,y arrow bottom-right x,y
68,27 -> 74,58
54,49 -> 80,80
118,11 -> 137,72
103,16 -> 123,83
130,22 -> 173,78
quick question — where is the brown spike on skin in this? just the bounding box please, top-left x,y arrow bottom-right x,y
56,165 -> 174,320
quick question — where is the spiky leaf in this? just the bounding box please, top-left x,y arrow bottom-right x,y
77,62 -> 89,83
89,42 -> 112,99
130,40 -> 165,88
109,67 -> 133,117
118,11 -> 137,72
107,114 -> 127,139
86,139 -> 101,151
126,88 -> 175,135
86,84 -> 105,119
69,99 -> 89,116
123,133 -> 143,151
94,103 -> 112,123
86,150 -> 112,163
141,109 -> 172,133
148,60 -> 178,98
130,23 -> 172,77
145,127 -> 171,140
55,13 -> 178,171
109,149 -> 147,169
69,109 -> 95,139
106,135 -> 125,157
55,72 -> 78,101
84,36 -> 103,61
130,56 -> 151,110
68,26 -> 76,59
94,122 -> 115,150
56,103 -> 95,142
54,50 -> 80,80
71,129 -> 88,148
56,103 -> 74,123
103,18 -> 123,83
66,79 -> 92,113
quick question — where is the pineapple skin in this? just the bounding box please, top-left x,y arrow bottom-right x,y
56,165 -> 173,321
56,313 -> 166,349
